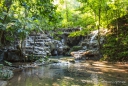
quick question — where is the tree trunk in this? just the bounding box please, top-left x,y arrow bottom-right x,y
97,5 -> 101,57
0,0 -> 12,46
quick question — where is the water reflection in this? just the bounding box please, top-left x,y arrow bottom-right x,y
7,60 -> 127,86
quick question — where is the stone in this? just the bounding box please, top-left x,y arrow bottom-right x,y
0,81 -> 7,86
24,32 -> 67,57
82,50 -> 99,57
0,50 -> 4,62
70,50 -> 86,59
71,50 -> 99,59
3,49 -> 23,62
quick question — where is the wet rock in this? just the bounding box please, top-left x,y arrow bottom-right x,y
24,33 -> 67,57
60,57 -> 75,63
0,81 -> 7,86
49,59 -> 60,63
70,50 -> 86,59
71,50 -> 99,60
70,29 -> 107,60
82,50 -> 99,56
3,49 -> 23,62
80,42 -> 88,47
0,50 -> 4,62
50,64 -> 60,69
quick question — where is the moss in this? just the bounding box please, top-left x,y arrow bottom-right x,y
68,46 -> 82,55
71,46 -> 82,51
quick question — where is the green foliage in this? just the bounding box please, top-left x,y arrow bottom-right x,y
0,63 -> 13,80
73,46 -> 82,50
0,69 -> 13,80
57,31 -> 63,35
38,58 -> 44,62
0,0 -> 61,46
70,46 -> 82,51
44,56 -> 49,61
0,64 -> 3,69
4,61 -> 12,66
68,27 -> 92,37
0,0 -> 128,62
102,14 -> 128,61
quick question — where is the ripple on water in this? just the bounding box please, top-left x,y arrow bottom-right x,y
7,60 -> 128,86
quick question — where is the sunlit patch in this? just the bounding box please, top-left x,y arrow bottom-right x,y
64,76 -> 74,80
111,68 -> 126,72
6,61 -> 128,86
18,76 -> 21,82
52,82 -> 59,86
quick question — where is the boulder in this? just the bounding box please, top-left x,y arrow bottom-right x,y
82,50 -> 99,57
0,81 -> 7,86
71,50 -> 99,60
70,50 -> 86,59
0,50 -> 4,62
3,49 -> 24,62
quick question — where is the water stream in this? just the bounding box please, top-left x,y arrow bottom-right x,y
7,57 -> 128,86
90,30 -> 98,44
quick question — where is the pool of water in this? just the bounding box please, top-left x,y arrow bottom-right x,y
7,59 -> 128,86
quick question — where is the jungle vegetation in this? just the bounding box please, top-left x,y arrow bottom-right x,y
0,0 -> 128,61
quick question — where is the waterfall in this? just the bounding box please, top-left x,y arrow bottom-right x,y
26,37 -> 28,46
55,43 -> 59,57
79,27 -> 82,31
90,30 -> 98,44
55,50 -> 58,57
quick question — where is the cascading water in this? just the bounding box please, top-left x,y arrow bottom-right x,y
90,30 -> 98,44
71,30 -> 100,60
23,33 -> 66,59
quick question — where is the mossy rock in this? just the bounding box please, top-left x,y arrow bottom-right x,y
0,64 -> 3,69
49,59 -> 59,63
68,46 -> 82,55
80,42 -> 87,46
0,69 -> 13,80
72,46 -> 82,51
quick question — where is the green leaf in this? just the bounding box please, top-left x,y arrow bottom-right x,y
5,36 -> 14,41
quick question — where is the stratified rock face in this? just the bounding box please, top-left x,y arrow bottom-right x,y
24,33 -> 67,57
54,27 -> 83,47
0,32 -> 69,62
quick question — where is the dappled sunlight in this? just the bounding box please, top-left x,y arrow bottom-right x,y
6,60 -> 128,86
92,63 -> 113,68
18,75 -> 21,82
84,61 -> 128,73
64,76 -> 74,80
0,0 -> 128,86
